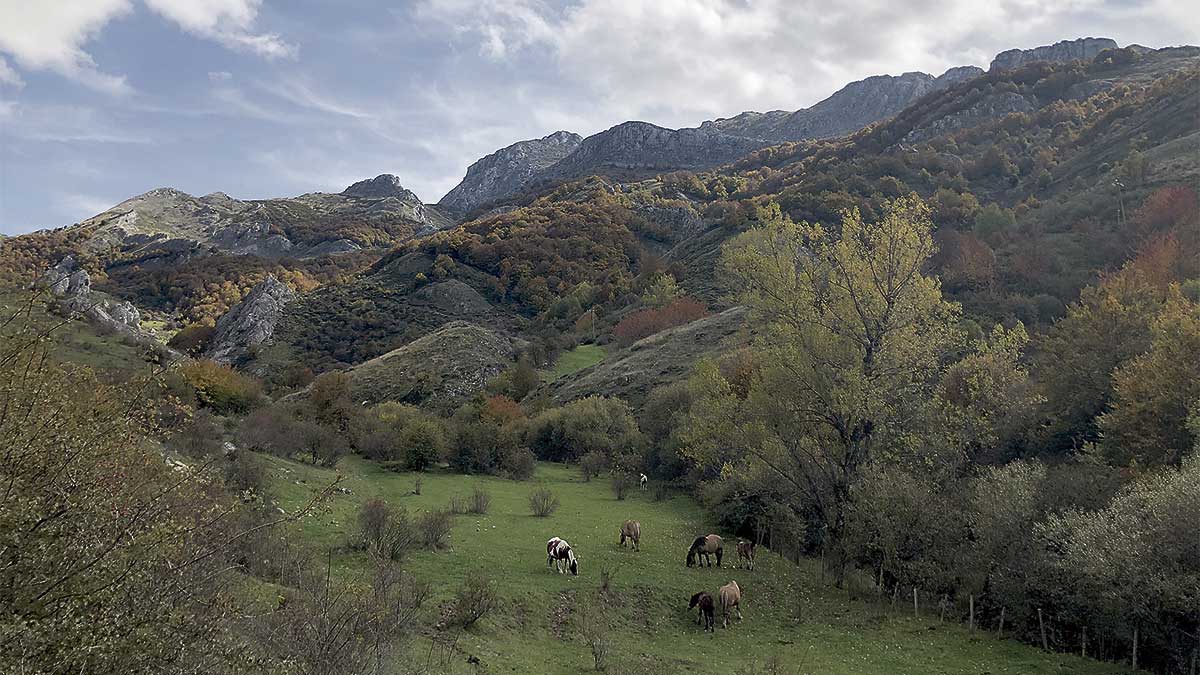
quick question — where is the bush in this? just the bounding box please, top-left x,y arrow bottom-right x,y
179,360 -> 264,414
168,409 -> 224,459
611,475 -> 631,500
500,446 -> 536,480
612,297 -> 709,347
416,510 -> 452,550
167,322 -> 215,356
447,573 -> 497,629
358,498 -> 392,551
468,487 -> 491,515
580,451 -> 607,482
446,496 -> 468,515
223,450 -> 265,492
529,487 -> 560,517
527,396 -> 644,464
399,416 -> 448,471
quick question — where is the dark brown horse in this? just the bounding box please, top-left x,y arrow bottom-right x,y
736,540 -> 756,570
686,534 -> 723,567
688,591 -> 715,632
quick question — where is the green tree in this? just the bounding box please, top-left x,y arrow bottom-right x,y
1099,286 -> 1200,466
527,396 -> 643,467
641,273 -> 681,307
683,196 -> 962,581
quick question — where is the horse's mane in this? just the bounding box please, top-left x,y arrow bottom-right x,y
689,535 -> 707,551
689,592 -> 704,608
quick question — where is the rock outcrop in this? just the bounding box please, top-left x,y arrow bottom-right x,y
341,173 -> 422,201
75,178 -> 452,263
39,257 -> 177,359
701,67 -> 985,142
542,122 -> 770,181
438,131 -> 582,214
204,275 -> 296,365
990,37 -> 1119,71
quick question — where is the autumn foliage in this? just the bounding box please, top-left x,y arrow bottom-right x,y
613,297 -> 709,347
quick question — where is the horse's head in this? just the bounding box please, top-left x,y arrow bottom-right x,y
568,557 -> 579,576
686,548 -> 696,567
688,592 -> 703,609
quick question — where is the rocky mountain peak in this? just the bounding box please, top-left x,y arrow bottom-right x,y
438,131 -> 583,214
341,174 -> 421,201
990,37 -> 1119,71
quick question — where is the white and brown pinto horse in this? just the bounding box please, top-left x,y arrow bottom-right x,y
546,536 -> 579,576
619,520 -> 641,551
718,580 -> 743,628
686,534 -> 723,568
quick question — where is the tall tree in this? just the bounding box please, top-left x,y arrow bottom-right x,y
683,196 -> 963,581
1099,286 -> 1200,466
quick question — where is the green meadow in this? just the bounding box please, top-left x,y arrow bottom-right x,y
264,456 -> 1130,675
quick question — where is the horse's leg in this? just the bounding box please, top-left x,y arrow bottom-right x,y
737,605 -> 744,621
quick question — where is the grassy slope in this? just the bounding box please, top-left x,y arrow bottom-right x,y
265,456 -> 1126,675
0,291 -> 152,376
542,344 -> 607,382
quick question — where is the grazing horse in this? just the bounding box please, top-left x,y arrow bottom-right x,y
688,592 -> 715,632
718,580 -> 743,629
639,473 -> 648,491
546,537 -> 578,576
686,534 -> 724,568
736,540 -> 756,570
619,520 -> 641,551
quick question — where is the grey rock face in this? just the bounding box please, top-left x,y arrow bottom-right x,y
438,131 -> 582,214
903,91 -> 1037,143
342,174 -> 422,201
73,179 -> 451,262
41,256 -> 152,339
990,37 -> 1119,71
543,122 -> 769,180
701,67 -> 983,143
205,275 -> 296,365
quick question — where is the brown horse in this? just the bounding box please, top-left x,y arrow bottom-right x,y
686,534 -> 723,567
619,520 -> 641,551
688,591 -> 715,632
718,580 -> 743,628
736,540 -> 756,570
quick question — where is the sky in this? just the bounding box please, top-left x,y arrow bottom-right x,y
0,0 -> 1195,234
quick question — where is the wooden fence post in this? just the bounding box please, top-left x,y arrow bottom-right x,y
913,588 -> 918,618
939,594 -> 947,623
997,607 -> 1005,637
891,585 -> 900,611
1132,625 -> 1138,672
1081,626 -> 1087,658
1038,609 -> 1048,651
969,595 -> 974,631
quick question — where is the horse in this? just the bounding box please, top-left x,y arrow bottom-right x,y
639,473 -> 648,491
619,520 -> 641,551
736,540 -> 756,570
718,580 -> 743,628
686,534 -> 723,568
546,537 -> 578,576
688,591 -> 715,632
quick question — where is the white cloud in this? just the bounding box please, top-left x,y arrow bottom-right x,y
143,0 -> 296,59
58,192 -> 121,221
0,0 -> 134,94
0,55 -> 23,88
0,1 -> 294,95
416,0 -> 1200,128
208,70 -> 233,82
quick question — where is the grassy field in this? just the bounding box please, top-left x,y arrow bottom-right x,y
542,344 -> 606,382
0,291 -> 152,376
263,456 -> 1131,675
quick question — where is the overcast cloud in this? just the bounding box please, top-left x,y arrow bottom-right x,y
0,0 -> 1195,233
